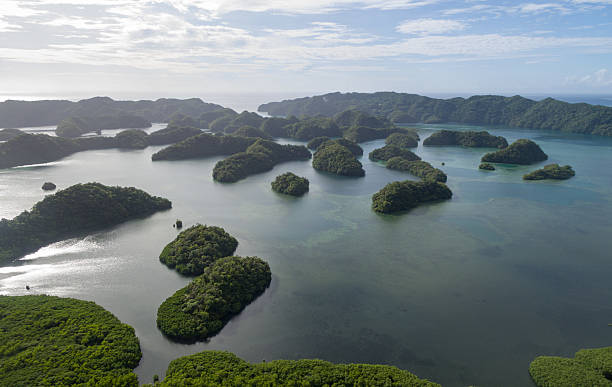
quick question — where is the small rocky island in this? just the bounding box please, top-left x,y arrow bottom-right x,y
0,183 -> 171,263
481,139 -> 548,165
369,144 -> 421,162
386,158 -> 447,182
312,141 -> 365,177
424,130 -> 508,148
213,139 -> 311,183
0,295 -> 142,386
41,182 -> 57,191
271,172 -> 309,196
159,224 -> 239,276
156,256 -> 271,342
479,163 -> 496,171
385,132 -> 419,148
155,351 -> 440,386
372,180 -> 453,214
523,164 -> 575,180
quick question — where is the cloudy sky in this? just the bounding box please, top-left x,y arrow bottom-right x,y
1,0 -> 611,100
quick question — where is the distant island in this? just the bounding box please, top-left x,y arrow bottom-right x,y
0,295 -> 141,386
0,96 -> 222,128
372,180 -> 452,214
369,144 -> 421,162
386,132 -> 419,148
523,164 -> 576,180
0,183 -> 171,263
154,351 -> 440,386
271,172 -> 309,196
481,139 -> 548,165
156,256 -> 271,342
56,114 -> 151,138
151,133 -> 256,161
159,224 -> 238,276
0,128 -> 23,141
529,345 -> 612,387
258,92 -> 612,137
312,141 -> 365,177
423,130 -> 508,148
386,158 -> 447,183
213,139 -> 311,183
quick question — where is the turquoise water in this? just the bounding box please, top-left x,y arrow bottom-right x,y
1,124 -> 612,386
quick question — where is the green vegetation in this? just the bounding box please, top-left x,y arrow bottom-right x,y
283,117 -> 342,140
423,130 -> 508,148
199,109 -> 238,129
232,125 -> 272,139
0,128 -> 23,141
385,132 -> 419,148
151,133 -> 256,161
148,126 -> 202,146
0,134 -> 76,169
213,139 -> 311,183
0,96 -> 223,128
479,163 -> 496,171
312,141 -> 365,177
56,114 -> 151,138
0,295 -> 141,386
0,182 -> 171,263
523,164 -> 575,180
307,136 -> 331,150
258,92 -> 612,136
42,182 -> 56,191
115,129 -> 149,149
334,109 -> 392,130
369,145 -> 420,162
372,180 -> 452,214
386,158 -> 447,183
259,116 -> 298,137
159,224 -> 238,276
156,256 -> 271,342
529,346 -> 612,387
343,125 -> 411,143
154,350 -> 440,386
307,137 -> 363,156
271,172 -> 309,196
481,139 -> 548,165
223,111 -> 266,134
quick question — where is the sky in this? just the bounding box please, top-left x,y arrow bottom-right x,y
1,0 -> 612,101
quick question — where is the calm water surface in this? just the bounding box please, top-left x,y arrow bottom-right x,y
1,124 -> 612,387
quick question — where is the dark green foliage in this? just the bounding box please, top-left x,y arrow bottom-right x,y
209,115 -> 235,132
212,139 -> 311,183
307,137 -> 363,156
271,172 -> 309,196
224,111 -> 266,134
312,142 -> 365,177
283,117 -> 342,140
175,219 -> 183,229
386,158 -> 447,182
42,182 -> 56,191
334,109 -> 392,129
307,136 -> 331,150
529,356 -> 612,387
423,130 -> 508,148
259,116 -> 297,137
156,256 -> 271,342
369,145 -> 420,162
115,129 -> 149,149
159,224 -> 238,276
0,134 -> 76,169
343,125 -> 410,143
479,163 -> 496,171
0,295 -> 141,386
157,350 -> 440,386
167,113 -> 199,128
482,139 -> 548,165
523,164 -> 575,180
148,126 -> 202,146
258,92 -> 612,136
0,96 -> 222,128
199,109 -> 237,128
575,347 -> 612,378
232,125 -> 272,139
0,128 -> 25,141
56,114 -> 151,138
385,132 -> 419,148
151,133 -> 256,161
372,180 -> 452,214
0,183 -> 171,263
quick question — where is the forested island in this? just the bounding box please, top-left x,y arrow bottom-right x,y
423,130 -> 508,148
0,96 -> 222,128
369,145 -> 421,162
387,158 -> 447,183
271,172 -> 309,196
372,180 -> 452,214
312,141 -> 365,177
151,133 -> 255,161
0,295 -> 141,386
213,139 -> 311,183
258,92 -> 612,136
479,163 -> 496,171
56,114 -> 151,138
529,346 -> 612,387
151,350 -> 440,386
156,256 -> 271,342
0,183 -> 171,263
386,132 -> 419,148
307,137 -> 364,156
0,128 -> 23,141
159,224 -> 238,276
523,164 -> 576,180
481,139 -> 548,165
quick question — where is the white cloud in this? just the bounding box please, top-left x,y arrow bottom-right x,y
396,18 -> 467,35
568,68 -> 612,86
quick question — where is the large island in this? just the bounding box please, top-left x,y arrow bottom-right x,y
372,180 -> 452,214
481,139 -> 548,165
